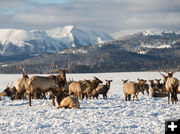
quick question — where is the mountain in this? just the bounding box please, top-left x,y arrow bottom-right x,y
111,28 -> 180,39
1,28 -> 180,73
110,28 -> 180,54
0,26 -> 113,56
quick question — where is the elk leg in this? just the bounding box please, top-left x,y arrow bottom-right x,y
128,94 -> 131,101
168,92 -> 170,104
171,92 -> 174,104
52,95 -> 55,106
134,94 -> 139,101
125,94 -> 127,101
28,93 -> 31,106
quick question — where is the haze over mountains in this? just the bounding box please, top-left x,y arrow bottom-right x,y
0,26 -> 180,73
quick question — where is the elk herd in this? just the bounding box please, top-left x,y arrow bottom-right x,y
0,64 -> 180,109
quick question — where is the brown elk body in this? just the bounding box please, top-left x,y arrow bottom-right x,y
82,77 -> 103,100
0,86 -> 16,100
92,80 -> 112,99
27,75 -> 60,106
68,80 -> 88,99
123,79 -> 146,101
165,77 -> 179,104
159,68 -> 178,104
137,79 -> 149,95
15,74 -> 29,99
58,96 -> 80,109
51,88 -> 80,109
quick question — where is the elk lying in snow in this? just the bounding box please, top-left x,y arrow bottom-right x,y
122,79 -> 146,101
58,96 -> 80,109
51,88 -> 80,109
155,79 -> 166,92
92,80 -> 112,99
0,86 -> 16,100
149,80 -> 167,97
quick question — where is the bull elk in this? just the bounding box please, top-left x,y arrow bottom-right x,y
27,60 -> 71,106
15,65 -> 29,100
51,59 -> 71,87
159,67 -> 179,104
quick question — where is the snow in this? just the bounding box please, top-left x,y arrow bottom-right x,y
111,28 -> 180,39
0,26 -> 113,55
0,72 -> 180,134
156,45 -> 172,49
138,51 -> 147,54
46,25 -> 113,48
0,29 -> 36,46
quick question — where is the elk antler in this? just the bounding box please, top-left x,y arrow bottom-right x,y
158,68 -> 166,77
51,59 -> 71,72
16,65 -> 28,75
65,59 -> 71,72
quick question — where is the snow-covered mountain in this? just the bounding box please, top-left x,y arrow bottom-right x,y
112,28 -> 180,39
0,26 -> 113,56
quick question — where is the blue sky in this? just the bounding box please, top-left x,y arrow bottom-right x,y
0,0 -> 180,33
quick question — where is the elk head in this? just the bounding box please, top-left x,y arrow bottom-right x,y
16,65 -> 29,79
51,60 -> 71,86
122,79 -> 128,84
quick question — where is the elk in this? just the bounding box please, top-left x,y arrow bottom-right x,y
149,80 -> 167,97
51,87 -> 80,109
15,66 -> 30,100
51,60 -> 71,87
155,79 -> 166,92
149,80 -> 157,97
137,78 -> 149,95
92,80 -> 112,99
27,60 -> 71,106
82,77 -> 103,100
68,80 -> 89,99
122,79 -> 146,101
159,68 -> 179,104
0,86 -> 16,100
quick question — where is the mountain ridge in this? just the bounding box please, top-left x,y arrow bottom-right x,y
0,25 -> 113,56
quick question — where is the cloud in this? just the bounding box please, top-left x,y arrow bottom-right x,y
0,0 -> 180,33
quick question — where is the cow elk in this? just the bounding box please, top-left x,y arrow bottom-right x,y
0,85 -> 16,100
82,77 -> 103,100
51,88 -> 80,109
122,79 -> 146,101
92,80 -> 112,99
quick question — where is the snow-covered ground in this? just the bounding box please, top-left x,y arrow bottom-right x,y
0,72 -> 180,134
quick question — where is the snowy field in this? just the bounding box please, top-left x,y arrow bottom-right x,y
0,72 -> 180,134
